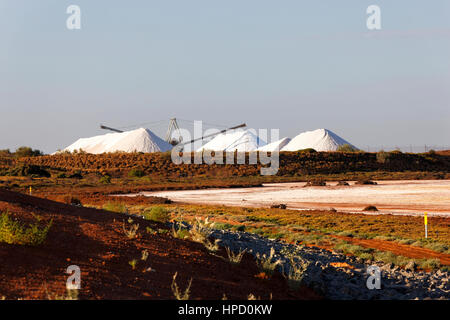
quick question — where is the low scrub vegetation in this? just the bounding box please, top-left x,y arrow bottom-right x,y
128,168 -> 145,178
189,217 -> 220,252
336,144 -> 359,152
122,220 -> 139,239
0,212 -> 52,246
255,247 -> 282,275
281,247 -> 310,291
103,202 -> 127,213
224,247 -> 247,265
171,272 -> 192,300
143,206 -> 170,223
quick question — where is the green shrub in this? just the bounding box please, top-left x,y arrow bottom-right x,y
172,224 -> 190,239
99,175 -> 111,184
128,168 -> 145,178
418,258 -> 440,270
214,223 -> 233,230
0,149 -> 11,157
14,146 -> 43,157
143,206 -> 170,223
103,202 -> 127,213
7,165 -> 50,178
0,212 -> 52,246
337,144 -> 359,152
296,148 -> 316,154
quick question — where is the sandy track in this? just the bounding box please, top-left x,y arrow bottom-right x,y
141,180 -> 450,216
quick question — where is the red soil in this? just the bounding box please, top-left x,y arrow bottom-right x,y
0,188 -> 320,300
332,235 -> 450,265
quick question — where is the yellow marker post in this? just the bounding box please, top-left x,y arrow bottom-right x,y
29,186 -> 32,196
424,212 -> 428,239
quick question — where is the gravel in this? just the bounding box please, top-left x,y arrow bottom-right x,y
209,228 -> 450,300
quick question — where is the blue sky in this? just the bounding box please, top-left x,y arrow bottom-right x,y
1,0 -> 449,153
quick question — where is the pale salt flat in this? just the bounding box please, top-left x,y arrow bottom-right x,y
138,180 -> 450,216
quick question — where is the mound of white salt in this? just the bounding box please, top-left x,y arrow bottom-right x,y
62,128 -> 172,154
197,129 -> 266,152
256,137 -> 291,152
281,129 -> 356,152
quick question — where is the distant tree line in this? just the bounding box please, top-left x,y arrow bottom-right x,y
0,146 -> 44,158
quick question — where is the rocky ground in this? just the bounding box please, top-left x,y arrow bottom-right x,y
210,229 -> 450,300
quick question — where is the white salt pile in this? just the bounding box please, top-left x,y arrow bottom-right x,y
281,129 -> 356,152
62,128 -> 172,154
256,137 -> 291,152
197,129 -> 266,152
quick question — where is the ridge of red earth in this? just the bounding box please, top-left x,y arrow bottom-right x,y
0,188 -> 320,300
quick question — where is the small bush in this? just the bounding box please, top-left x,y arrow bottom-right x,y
143,207 -> 170,223
0,212 -> 52,246
281,247 -> 310,291
172,223 -> 190,239
255,247 -> 281,275
7,165 -> 50,178
214,223 -> 233,230
355,180 -> 377,185
189,217 -> 220,252
376,151 -> 390,164
14,146 -> 43,157
103,202 -> 127,213
270,203 -> 287,209
336,144 -> 359,152
337,181 -> 349,186
99,175 -> 111,184
128,168 -> 145,178
418,258 -> 440,270
224,247 -> 247,265
171,272 -> 192,300
296,148 -> 316,154
123,221 -> 139,239
363,205 -> 378,212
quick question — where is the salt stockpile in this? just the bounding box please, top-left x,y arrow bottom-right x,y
62,128 -> 173,154
197,129 -> 266,152
256,137 -> 291,152
281,129 -> 356,152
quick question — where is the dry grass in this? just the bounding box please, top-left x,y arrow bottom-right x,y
255,247 -> 282,275
171,272 -> 192,300
122,220 -> 139,239
225,247 -> 247,265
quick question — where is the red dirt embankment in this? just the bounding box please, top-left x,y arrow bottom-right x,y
0,188 -> 319,300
